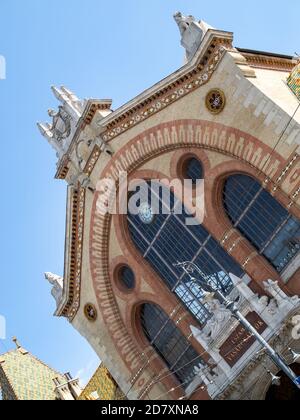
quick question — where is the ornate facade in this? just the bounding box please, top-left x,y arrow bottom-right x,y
40,13 -> 300,400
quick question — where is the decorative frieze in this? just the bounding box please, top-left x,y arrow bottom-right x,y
59,186 -> 86,320
237,50 -> 297,72
102,39 -> 230,142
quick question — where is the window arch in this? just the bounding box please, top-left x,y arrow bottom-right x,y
128,181 -> 244,325
183,158 -> 203,185
141,303 -> 204,386
223,174 -> 300,273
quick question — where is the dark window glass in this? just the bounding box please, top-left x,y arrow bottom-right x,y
120,266 -> 135,290
128,182 -> 244,325
184,158 -> 203,184
141,303 -> 203,386
223,174 -> 300,272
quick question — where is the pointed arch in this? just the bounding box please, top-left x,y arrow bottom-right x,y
140,303 -> 203,386
223,174 -> 300,272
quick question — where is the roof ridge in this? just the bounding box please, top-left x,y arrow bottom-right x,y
1,347 -> 66,379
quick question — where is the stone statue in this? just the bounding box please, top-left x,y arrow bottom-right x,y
173,12 -> 196,36
267,299 -> 279,315
45,272 -> 64,307
256,295 -> 278,315
173,12 -> 213,62
198,299 -> 232,341
263,279 -> 300,306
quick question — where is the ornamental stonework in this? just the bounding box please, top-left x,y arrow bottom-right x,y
205,89 -> 226,114
102,39 -> 230,143
84,303 -> 98,322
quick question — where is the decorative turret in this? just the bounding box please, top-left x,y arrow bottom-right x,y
173,12 -> 213,62
37,86 -> 114,184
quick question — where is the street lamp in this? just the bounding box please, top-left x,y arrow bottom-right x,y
174,261 -> 300,391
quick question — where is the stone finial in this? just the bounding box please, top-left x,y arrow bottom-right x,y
45,272 -> 64,308
173,12 -> 213,62
12,337 -> 21,349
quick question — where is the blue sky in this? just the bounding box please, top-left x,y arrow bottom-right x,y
0,0 -> 299,386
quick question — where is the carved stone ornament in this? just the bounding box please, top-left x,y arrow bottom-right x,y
48,106 -> 72,142
84,303 -> 98,322
192,299 -> 232,343
206,89 -> 226,114
45,272 -> 63,308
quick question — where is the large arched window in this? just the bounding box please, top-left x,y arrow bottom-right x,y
128,182 -> 244,325
141,303 -> 204,386
223,174 -> 300,273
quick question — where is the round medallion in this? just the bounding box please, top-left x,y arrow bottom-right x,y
138,202 -> 154,224
84,303 -> 97,322
205,89 -> 226,114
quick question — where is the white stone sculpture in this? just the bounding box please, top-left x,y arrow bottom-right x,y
173,12 -> 196,36
193,299 -> 232,342
45,272 -> 64,307
263,279 -> 300,306
173,12 -> 213,61
37,86 -> 84,159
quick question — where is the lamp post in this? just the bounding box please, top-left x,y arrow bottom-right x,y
174,261 -> 300,390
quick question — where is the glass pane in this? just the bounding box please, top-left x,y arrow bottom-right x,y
120,267 -> 135,289
141,304 -> 203,386
128,182 -> 244,326
223,175 -> 300,272
264,217 -> 300,272
185,158 -> 203,184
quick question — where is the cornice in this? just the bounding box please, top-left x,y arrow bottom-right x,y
54,30 -> 233,181
101,31 -> 233,142
238,51 -> 297,72
56,185 -> 85,320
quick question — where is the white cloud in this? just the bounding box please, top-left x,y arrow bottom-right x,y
0,55 -> 6,80
0,315 -> 6,340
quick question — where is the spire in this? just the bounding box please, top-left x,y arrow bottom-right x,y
51,86 -> 67,103
37,122 -> 53,139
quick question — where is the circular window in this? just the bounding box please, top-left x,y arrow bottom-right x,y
183,158 -> 203,185
119,266 -> 135,290
138,202 -> 154,224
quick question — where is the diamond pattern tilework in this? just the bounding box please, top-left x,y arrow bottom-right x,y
78,364 -> 126,400
0,349 -> 66,400
288,63 -> 300,100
